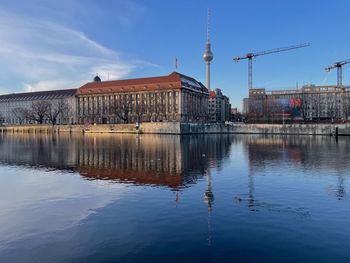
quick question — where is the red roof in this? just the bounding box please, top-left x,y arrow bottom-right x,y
209,91 -> 216,98
76,72 -> 208,95
78,167 -> 183,188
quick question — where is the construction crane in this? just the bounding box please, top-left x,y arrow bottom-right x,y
325,59 -> 350,86
234,43 -> 310,90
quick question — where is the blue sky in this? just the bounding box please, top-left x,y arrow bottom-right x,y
0,0 -> 350,108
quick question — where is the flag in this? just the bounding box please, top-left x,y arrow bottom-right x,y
175,57 -> 178,70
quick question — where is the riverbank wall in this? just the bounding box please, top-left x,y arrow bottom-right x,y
1,123 -> 350,135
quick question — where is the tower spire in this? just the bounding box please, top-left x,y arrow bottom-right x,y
207,8 -> 211,44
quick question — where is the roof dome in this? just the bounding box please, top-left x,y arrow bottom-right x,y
93,75 -> 101,82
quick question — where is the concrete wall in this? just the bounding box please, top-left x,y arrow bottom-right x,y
2,122 -> 350,135
0,123 -> 182,134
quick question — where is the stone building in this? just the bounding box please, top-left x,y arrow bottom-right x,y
0,89 -> 77,124
0,72 -> 209,125
208,88 -> 231,122
244,85 -> 350,122
76,72 -> 209,124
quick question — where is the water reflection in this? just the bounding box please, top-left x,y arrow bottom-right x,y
0,133 -> 348,198
0,133 -> 233,189
0,133 -> 350,262
242,135 -> 349,201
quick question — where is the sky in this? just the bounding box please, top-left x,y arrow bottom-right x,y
0,0 -> 350,109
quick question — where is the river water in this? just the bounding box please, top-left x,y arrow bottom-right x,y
0,133 -> 349,262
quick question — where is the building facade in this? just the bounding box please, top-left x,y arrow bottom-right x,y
244,85 -> 350,122
76,72 -> 209,124
0,72 -> 210,125
208,88 -> 231,122
0,89 -> 77,124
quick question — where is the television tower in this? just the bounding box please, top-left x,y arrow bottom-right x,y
203,8 -> 213,91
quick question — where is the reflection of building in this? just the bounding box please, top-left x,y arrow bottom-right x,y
0,133 -> 233,189
0,89 -> 77,124
242,134 -> 350,173
208,88 -> 231,122
243,85 -> 350,122
76,72 -> 209,124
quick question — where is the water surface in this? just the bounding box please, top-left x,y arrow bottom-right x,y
0,133 -> 349,262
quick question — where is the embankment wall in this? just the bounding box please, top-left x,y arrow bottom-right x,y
1,123 -> 349,135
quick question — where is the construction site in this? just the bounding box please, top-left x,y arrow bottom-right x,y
237,44 -> 350,123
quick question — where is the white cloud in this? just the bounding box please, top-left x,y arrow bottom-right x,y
0,10 -> 151,93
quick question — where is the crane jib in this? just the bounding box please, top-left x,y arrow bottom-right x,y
233,42 -> 310,89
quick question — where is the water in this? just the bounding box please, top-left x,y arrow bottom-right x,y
0,133 -> 349,262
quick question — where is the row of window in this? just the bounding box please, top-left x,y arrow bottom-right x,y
78,93 -> 180,116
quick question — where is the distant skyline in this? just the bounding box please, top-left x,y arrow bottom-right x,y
0,0 -> 350,108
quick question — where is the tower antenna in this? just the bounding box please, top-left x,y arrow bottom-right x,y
207,8 -> 210,43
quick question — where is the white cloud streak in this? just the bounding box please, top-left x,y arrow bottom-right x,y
0,9 -> 150,93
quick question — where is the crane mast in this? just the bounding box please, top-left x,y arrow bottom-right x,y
325,59 -> 350,86
234,43 -> 310,90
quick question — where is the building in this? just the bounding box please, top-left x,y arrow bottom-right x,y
208,88 -> 231,122
244,85 -> 350,122
0,72 -> 209,125
242,98 -> 249,115
230,107 -> 243,122
76,72 -> 209,124
0,89 -> 77,124
76,72 -> 209,123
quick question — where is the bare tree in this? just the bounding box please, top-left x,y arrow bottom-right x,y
12,107 -> 28,124
46,100 -> 70,125
59,100 -> 71,124
313,93 -> 322,122
267,99 -> 286,123
135,94 -> 146,122
0,112 -> 4,124
28,101 -> 50,124
112,94 -> 131,123
248,99 -> 264,123
300,94 -> 309,122
154,93 -> 166,121
343,93 -> 350,121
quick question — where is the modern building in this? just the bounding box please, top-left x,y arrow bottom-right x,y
242,98 -> 249,115
208,88 -> 231,122
0,89 -> 77,124
244,85 -> 350,122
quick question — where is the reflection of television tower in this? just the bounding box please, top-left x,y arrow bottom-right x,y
203,8 -> 213,91
204,171 -> 214,246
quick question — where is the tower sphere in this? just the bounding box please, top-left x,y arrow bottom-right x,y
203,45 -> 214,62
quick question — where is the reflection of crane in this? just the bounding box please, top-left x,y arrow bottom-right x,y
325,59 -> 350,86
336,174 -> 346,200
234,43 -> 310,90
